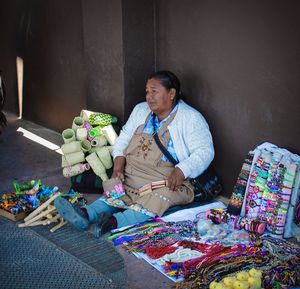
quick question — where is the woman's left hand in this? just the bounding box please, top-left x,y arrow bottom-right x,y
167,167 -> 185,191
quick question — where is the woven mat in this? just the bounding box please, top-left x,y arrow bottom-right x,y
0,218 -> 127,289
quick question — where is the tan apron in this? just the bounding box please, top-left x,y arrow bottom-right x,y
121,112 -> 194,217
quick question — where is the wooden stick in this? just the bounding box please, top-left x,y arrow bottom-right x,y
24,192 -> 60,222
46,214 -> 61,224
50,220 -> 67,233
21,206 -> 56,226
46,213 -> 54,219
18,220 -> 46,227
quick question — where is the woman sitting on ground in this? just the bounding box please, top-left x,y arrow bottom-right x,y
55,70 -> 214,237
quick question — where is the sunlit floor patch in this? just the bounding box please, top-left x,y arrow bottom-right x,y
17,127 -> 63,155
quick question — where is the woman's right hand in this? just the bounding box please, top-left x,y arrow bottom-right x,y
112,156 -> 126,182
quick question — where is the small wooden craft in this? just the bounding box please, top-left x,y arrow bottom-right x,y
18,192 -> 67,233
138,180 -> 168,196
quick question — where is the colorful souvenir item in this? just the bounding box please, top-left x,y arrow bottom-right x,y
103,178 -> 125,200
89,125 -> 104,138
296,200 -> 300,225
91,136 -> 107,148
83,121 -> 94,141
96,147 -> 113,169
89,112 -> 117,126
62,163 -> 90,178
137,180 -> 168,196
205,209 -> 266,235
270,161 -> 296,235
101,124 -> 118,145
80,109 -> 95,122
0,180 -> 59,214
245,151 -> 274,219
80,140 -> 91,153
227,152 -> 254,215
62,151 -> 85,167
85,152 -> 108,181
71,116 -> 84,131
61,141 -> 81,154
62,128 -> 76,144
76,127 -> 87,141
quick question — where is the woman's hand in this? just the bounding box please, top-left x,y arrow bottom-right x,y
167,167 -> 185,191
112,156 -> 126,182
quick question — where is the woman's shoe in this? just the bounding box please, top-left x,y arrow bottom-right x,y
54,197 -> 89,230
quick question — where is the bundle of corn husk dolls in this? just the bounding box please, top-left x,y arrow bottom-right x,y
61,109 -> 118,181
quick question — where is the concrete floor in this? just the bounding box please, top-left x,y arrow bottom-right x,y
0,113 -> 174,289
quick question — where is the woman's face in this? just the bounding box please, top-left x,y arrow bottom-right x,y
146,78 -> 175,117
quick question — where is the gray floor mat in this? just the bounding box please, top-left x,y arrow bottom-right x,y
0,218 -> 127,289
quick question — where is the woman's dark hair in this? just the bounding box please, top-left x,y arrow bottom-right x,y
148,70 -> 182,102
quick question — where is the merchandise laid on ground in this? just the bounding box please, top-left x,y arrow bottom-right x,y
106,141 -> 300,289
0,179 -> 86,230
1,111 -> 300,289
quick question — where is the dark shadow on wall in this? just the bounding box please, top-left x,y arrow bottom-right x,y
156,0 -> 300,195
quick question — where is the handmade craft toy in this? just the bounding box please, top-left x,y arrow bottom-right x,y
76,127 -> 88,141
103,177 -> 125,200
88,112 -> 118,126
80,109 -> 95,121
0,180 -> 58,215
83,121 -> 94,141
62,128 -> 76,143
205,208 -> 266,235
137,180 -> 168,196
60,110 -> 118,179
61,140 -> 81,154
85,152 -> 108,181
63,163 -> 90,178
89,125 -> 104,138
80,140 -> 91,153
18,192 -> 63,231
90,136 -> 107,148
18,189 -> 86,232
227,153 -> 254,216
95,147 -> 113,169
71,116 -> 84,131
101,124 -> 118,145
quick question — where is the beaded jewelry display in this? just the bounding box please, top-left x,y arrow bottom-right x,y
167,220 -> 198,238
296,200 -> 300,225
241,146 -> 299,237
205,209 -> 266,235
263,158 -> 285,233
270,161 -> 296,235
227,152 -> 254,215
245,151 -> 274,219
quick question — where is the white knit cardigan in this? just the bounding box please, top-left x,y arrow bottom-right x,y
112,99 -> 215,178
